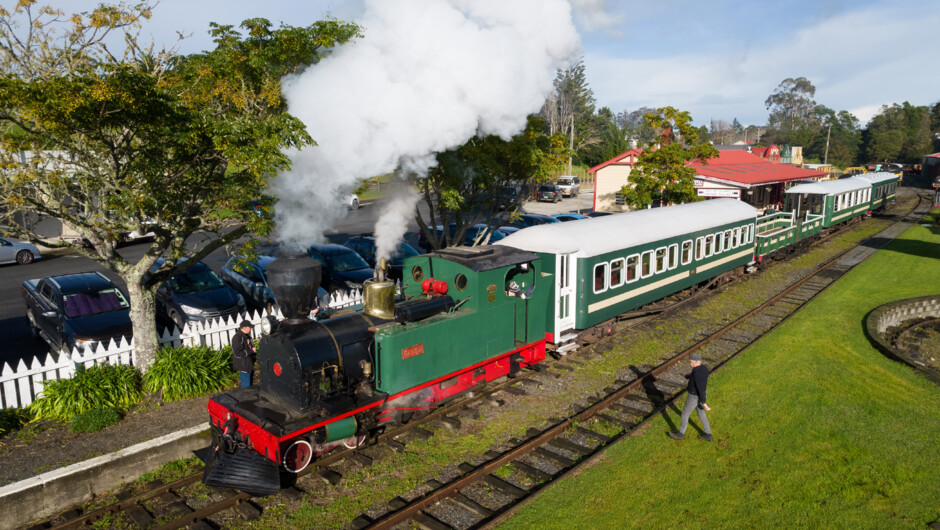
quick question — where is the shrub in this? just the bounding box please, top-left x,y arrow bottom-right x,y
0,407 -> 32,437
143,345 -> 237,402
29,364 -> 143,422
70,407 -> 122,433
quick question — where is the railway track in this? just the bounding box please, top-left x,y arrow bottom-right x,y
34,193 -> 930,530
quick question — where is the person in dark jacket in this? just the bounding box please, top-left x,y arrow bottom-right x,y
231,320 -> 256,388
668,352 -> 713,441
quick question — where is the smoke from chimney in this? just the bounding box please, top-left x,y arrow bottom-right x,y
273,0 -> 582,258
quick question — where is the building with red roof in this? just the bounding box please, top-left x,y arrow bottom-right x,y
589,148 -> 826,212
691,149 -> 826,208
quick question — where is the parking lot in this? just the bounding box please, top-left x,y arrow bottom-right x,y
522,187 -> 594,217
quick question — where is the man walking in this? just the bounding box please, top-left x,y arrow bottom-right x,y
668,352 -> 713,441
231,320 -> 257,388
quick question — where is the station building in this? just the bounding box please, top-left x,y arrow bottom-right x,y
589,148 -> 826,213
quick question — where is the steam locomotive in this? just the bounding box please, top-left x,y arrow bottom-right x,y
202,174 -> 900,495
203,246 -> 549,495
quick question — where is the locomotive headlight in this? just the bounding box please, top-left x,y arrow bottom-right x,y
260,315 -> 277,335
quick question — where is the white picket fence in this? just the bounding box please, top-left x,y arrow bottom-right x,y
0,289 -> 365,409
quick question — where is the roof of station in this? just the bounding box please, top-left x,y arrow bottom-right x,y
691,150 -> 826,187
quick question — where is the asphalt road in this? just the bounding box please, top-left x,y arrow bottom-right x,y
0,189 -> 592,368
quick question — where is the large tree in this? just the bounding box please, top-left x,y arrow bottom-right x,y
0,2 -> 359,368
539,60 -> 602,170
765,77 -> 817,132
416,116 -> 566,250
621,106 -> 719,209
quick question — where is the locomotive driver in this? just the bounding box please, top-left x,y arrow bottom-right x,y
231,320 -> 257,388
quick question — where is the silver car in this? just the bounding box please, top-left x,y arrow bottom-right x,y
0,237 -> 41,265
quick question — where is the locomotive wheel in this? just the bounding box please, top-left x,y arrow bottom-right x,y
283,439 -> 314,473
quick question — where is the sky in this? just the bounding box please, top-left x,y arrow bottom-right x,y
45,0 -> 939,128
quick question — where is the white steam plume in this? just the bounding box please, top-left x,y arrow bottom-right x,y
273,0 -> 582,258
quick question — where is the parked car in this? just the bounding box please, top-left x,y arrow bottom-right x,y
503,213 -> 561,229
22,272 -> 132,354
0,237 -> 41,265
343,235 -> 421,281
306,243 -> 374,293
556,176 -> 580,197
537,184 -> 563,203
221,255 -> 331,313
151,258 -> 246,328
497,226 -> 521,236
417,223 -> 507,251
552,213 -> 588,222
579,209 -> 612,218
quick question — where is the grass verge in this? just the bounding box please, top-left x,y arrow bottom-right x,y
498,212 -> 940,528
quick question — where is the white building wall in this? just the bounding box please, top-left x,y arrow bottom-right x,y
594,164 -> 633,213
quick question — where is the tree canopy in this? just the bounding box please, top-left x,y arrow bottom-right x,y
0,1 -> 360,368
622,106 -> 718,209
765,77 -> 816,132
416,116 -> 566,250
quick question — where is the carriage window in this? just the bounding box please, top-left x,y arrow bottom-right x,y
655,247 -> 667,273
715,233 -> 724,254
626,255 -> 639,283
833,195 -> 840,212
668,244 -> 679,269
610,259 -> 624,288
593,263 -> 608,293
681,241 -> 693,265
724,230 -> 733,250
704,235 -> 714,257
732,228 -> 741,248
641,250 -> 653,278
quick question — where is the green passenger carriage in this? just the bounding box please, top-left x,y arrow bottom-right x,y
785,178 -> 872,228
496,199 -> 758,349
851,172 -> 898,211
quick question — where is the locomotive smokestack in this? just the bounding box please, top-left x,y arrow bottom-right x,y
266,253 -> 322,324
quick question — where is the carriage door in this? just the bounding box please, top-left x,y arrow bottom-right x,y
555,253 -> 576,340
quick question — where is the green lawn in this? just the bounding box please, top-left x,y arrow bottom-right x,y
500,214 -> 940,529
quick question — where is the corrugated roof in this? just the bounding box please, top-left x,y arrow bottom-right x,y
496,199 -> 758,258
691,149 -> 825,185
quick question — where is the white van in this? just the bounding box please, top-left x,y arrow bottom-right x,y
555,176 -> 580,197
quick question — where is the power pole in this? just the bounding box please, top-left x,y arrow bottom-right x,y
824,123 -> 831,165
